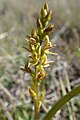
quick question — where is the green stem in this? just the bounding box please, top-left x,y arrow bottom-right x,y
42,85 -> 80,120
34,68 -> 39,120
34,85 -> 38,120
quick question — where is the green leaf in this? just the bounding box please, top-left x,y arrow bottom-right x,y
42,85 -> 80,120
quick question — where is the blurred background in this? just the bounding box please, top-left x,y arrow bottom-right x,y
0,0 -> 80,120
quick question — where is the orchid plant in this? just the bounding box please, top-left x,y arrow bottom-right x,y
21,3 -> 57,120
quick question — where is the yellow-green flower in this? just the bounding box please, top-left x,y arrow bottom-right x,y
21,3 -> 57,113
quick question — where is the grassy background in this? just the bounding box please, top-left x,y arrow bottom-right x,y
0,0 -> 80,120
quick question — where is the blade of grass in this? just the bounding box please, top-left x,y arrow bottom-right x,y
42,85 -> 80,120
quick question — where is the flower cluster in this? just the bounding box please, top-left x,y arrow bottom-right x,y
21,3 -> 57,110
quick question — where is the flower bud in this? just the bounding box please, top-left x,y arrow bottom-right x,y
38,28 -> 43,35
41,53 -> 47,65
45,50 -> 58,56
23,46 -> 31,52
38,46 -> 41,57
31,29 -> 37,38
38,70 -> 47,81
41,7 -> 47,18
20,64 -> 31,73
43,35 -> 51,50
38,92 -> 44,110
44,3 -> 49,12
45,11 -> 52,22
42,21 -> 49,28
29,88 -> 37,99
39,73 -> 47,80
30,37 -> 36,44
44,24 -> 54,33
39,92 -> 44,101
37,18 -> 43,28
